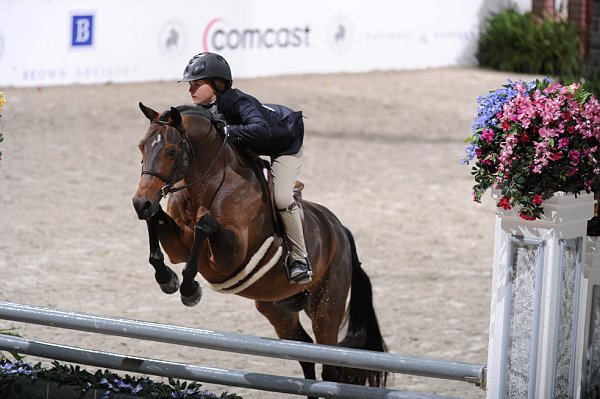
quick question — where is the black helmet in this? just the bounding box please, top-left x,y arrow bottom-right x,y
180,52 -> 232,84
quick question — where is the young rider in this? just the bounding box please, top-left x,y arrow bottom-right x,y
180,52 -> 312,284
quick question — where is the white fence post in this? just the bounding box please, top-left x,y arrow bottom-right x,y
486,191 -> 595,398
583,236 -> 600,396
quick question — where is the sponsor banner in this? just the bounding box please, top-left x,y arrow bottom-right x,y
0,0 -> 500,87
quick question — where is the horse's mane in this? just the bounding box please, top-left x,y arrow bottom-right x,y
159,105 -> 212,122
159,104 -> 263,173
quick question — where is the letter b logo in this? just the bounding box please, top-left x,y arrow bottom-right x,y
71,15 -> 94,47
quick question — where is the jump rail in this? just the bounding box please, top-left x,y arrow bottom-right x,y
0,334 -> 460,399
0,301 -> 486,398
0,301 -> 485,386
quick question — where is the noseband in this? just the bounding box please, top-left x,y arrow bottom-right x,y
141,119 -> 228,200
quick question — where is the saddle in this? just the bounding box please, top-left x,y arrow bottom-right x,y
210,115 -> 305,228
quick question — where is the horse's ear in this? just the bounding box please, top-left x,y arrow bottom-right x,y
170,107 -> 183,129
139,102 -> 159,122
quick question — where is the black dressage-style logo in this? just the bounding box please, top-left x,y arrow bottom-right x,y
327,16 -> 353,54
159,20 -> 186,57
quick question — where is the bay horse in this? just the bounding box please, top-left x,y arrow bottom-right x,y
131,103 -> 388,392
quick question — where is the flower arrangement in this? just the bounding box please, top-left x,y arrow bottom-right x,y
463,78 -> 600,220
0,359 -> 243,399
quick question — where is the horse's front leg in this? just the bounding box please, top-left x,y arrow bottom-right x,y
180,208 -> 243,307
179,209 -> 218,307
146,211 -> 180,295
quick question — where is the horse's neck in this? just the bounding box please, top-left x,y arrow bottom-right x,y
186,123 -> 266,205
183,113 -> 268,191
185,118 -> 227,174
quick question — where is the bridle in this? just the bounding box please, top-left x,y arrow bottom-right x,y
141,119 -> 229,202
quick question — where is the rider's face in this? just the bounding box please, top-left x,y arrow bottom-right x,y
189,80 -> 216,106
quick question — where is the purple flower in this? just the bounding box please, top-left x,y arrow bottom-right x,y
1,361 -> 35,376
471,82 -> 518,133
462,144 -> 478,164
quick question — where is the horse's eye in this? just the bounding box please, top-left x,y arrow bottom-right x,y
167,148 -> 177,158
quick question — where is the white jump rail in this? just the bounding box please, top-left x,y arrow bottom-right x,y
0,301 -> 485,398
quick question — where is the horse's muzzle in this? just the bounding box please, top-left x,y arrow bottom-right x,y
132,195 -> 158,220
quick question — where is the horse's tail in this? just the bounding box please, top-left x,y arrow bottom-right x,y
338,225 -> 388,387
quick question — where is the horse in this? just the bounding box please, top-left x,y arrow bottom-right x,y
131,103 -> 388,393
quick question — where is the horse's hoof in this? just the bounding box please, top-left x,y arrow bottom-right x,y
157,270 -> 180,294
181,284 -> 202,307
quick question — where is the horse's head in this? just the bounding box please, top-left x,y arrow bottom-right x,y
132,102 -> 193,220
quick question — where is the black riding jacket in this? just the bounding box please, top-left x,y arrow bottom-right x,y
217,88 -> 304,158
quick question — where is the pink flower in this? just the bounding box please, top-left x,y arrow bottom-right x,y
568,167 -> 579,176
481,128 -> 495,144
558,137 -> 570,148
569,150 -> 581,166
532,194 -> 543,205
515,82 -> 528,92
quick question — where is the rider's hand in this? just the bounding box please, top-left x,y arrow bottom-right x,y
211,114 -> 228,133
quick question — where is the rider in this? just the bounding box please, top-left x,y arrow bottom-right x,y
179,52 -> 312,284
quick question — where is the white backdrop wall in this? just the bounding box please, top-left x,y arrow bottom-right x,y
0,0 -> 521,87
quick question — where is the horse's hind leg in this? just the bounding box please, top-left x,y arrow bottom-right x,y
307,265 -> 351,384
255,301 -> 318,399
146,213 -> 179,294
311,299 -> 348,384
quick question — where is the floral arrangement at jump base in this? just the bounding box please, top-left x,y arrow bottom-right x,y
0,358 -> 243,399
463,78 -> 600,220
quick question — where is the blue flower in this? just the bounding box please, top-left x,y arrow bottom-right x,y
471,80 -> 518,133
132,383 -> 143,394
0,361 -> 35,376
114,378 -> 133,391
17,365 -> 33,376
462,144 -> 478,165
99,378 -> 113,390
1,361 -> 16,373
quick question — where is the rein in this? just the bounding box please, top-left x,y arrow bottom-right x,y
141,119 -> 229,204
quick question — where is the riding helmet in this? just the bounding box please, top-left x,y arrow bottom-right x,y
180,52 -> 232,86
